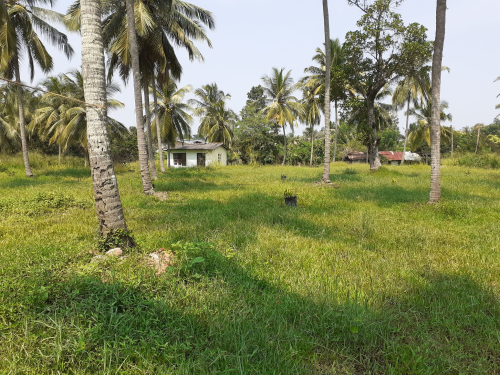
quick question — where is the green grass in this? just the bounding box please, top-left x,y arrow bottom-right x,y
1,153 -> 500,374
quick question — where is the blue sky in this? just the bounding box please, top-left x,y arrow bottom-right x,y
25,0 -> 500,135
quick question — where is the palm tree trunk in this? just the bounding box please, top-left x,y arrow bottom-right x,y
333,99 -> 339,163
80,0 -> 128,236
429,0 -> 447,204
401,93 -> 411,165
143,84 -> 157,179
310,125 -> 314,167
58,144 -> 61,164
475,125 -> 481,154
125,0 -> 154,195
14,60 -> 34,178
282,124 -> 287,166
152,78 -> 165,172
322,0 -> 331,182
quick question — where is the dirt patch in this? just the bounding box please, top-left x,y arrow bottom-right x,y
154,191 -> 168,201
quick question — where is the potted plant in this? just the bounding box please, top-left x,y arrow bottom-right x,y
284,188 -> 297,207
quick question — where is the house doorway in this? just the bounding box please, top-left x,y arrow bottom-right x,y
197,153 -> 206,167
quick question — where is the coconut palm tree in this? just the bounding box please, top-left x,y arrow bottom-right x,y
31,71 -> 127,164
393,66 -> 449,164
429,0 -> 447,203
0,83 -> 29,153
321,0 -> 331,181
302,38 -> 347,163
124,0 -> 155,193
392,66 -> 431,164
300,85 -> 322,167
151,76 -> 193,167
407,100 -> 452,150
261,68 -> 303,165
190,83 -> 237,146
80,0 -> 128,235
0,0 -> 73,177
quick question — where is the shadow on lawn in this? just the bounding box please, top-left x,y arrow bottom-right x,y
12,252 -> 500,374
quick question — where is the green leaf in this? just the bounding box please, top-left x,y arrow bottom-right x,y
190,257 -> 205,266
350,326 -> 359,334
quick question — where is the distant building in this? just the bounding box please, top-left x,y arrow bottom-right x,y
162,141 -> 228,168
345,151 -> 421,165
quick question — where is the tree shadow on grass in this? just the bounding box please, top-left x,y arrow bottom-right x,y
7,249 -> 500,374
41,168 -> 91,179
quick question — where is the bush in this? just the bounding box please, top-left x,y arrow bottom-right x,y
451,153 -> 500,169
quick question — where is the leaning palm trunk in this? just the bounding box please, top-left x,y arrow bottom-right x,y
152,78 -> 165,172
429,0 -> 447,203
80,0 -> 128,235
125,0 -> 154,195
401,93 -> 411,165
14,61 -> 34,177
322,0 -> 331,182
143,84 -> 157,179
310,124 -> 314,167
332,100 -> 338,163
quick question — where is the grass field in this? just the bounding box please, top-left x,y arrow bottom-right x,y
1,154 -> 500,374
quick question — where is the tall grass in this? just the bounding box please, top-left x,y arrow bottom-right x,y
1,155 -> 500,374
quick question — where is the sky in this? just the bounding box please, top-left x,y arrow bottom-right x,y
23,0 -> 500,136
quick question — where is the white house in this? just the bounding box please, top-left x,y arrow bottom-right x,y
163,141 -> 228,168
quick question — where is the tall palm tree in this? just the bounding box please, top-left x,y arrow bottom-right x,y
151,76 -> 193,167
407,100 -> 452,150
321,0 -> 332,181
392,66 -> 431,164
80,0 -> 128,236
125,0 -> 154,194
190,83 -> 237,146
302,38 -> 346,163
31,71 -> 127,163
300,85 -> 322,167
261,68 -> 302,165
0,0 -> 73,177
429,0 -> 447,203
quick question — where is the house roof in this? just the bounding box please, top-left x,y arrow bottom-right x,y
379,151 -> 404,161
166,142 -> 228,151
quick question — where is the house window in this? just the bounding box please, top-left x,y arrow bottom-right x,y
173,153 -> 186,166
218,153 -> 222,163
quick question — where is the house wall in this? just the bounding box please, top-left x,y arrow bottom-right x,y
206,146 -> 227,166
168,146 -> 227,168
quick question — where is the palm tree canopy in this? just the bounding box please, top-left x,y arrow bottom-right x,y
151,75 -> 193,145
407,100 -> 452,149
0,0 -> 73,80
190,83 -> 237,145
30,70 -> 127,152
302,38 -> 347,103
65,0 -> 215,82
261,68 -> 303,128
